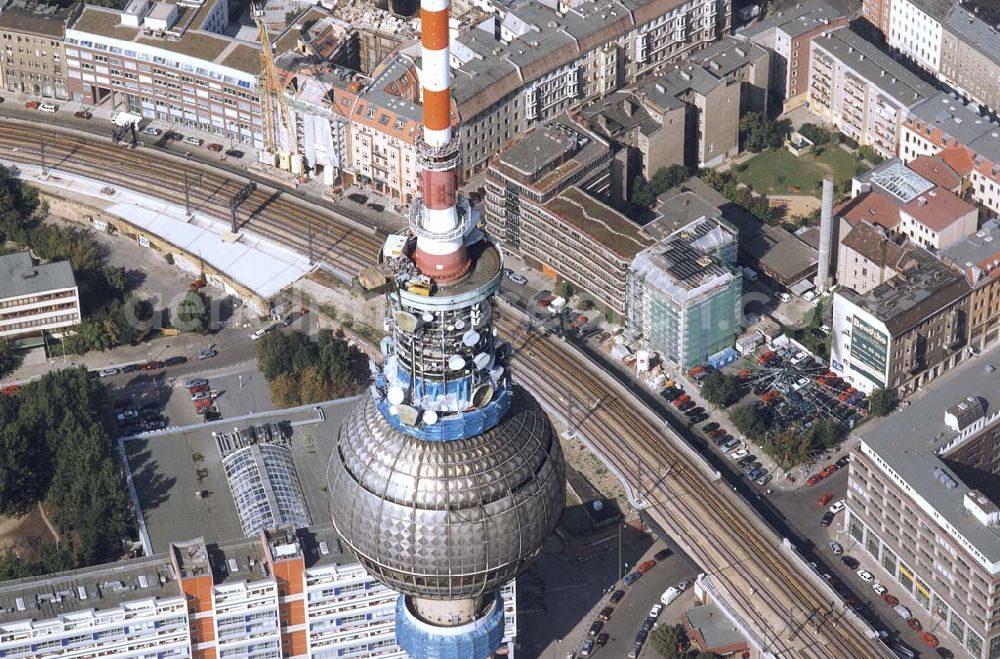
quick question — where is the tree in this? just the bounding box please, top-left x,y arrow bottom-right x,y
797,123 -> 832,146
650,623 -> 682,658
730,404 -> 772,443
868,387 -> 897,417
739,112 -> 782,152
554,280 -> 575,298
857,144 -> 884,165
649,164 -> 690,194
0,339 -> 16,378
604,308 -> 619,325
174,290 -> 211,334
632,176 -> 656,207
700,372 -> 742,407
259,330 -> 368,408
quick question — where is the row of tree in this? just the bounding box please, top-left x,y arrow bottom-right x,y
631,165 -> 692,207
649,622 -> 717,658
699,168 -> 775,224
0,368 -> 130,570
730,404 -> 845,468
699,372 -> 743,408
256,329 -> 369,408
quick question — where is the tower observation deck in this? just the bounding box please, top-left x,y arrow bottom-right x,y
326,0 -> 565,655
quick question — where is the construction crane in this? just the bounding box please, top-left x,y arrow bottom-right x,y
251,0 -> 301,174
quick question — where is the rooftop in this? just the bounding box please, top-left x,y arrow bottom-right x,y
543,187 -> 655,261
490,115 -> 608,194
859,160 -> 935,204
839,221 -> 909,268
909,0 -> 961,21
683,601 -> 749,652
906,154 -> 962,190
813,29 -> 934,105
0,251 -> 76,301
945,4 -> 1000,67
0,0 -> 79,36
123,400 -> 355,554
838,246 -> 969,333
858,345 -> 1000,567
643,180 -> 726,241
689,35 -> 769,77
940,219 -> 1000,284
908,92 -> 1000,164
632,217 -> 739,302
69,3 -> 261,76
739,0 -> 844,40
580,90 -> 657,138
742,224 -> 818,283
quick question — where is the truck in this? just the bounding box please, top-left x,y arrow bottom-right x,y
111,112 -> 143,128
741,266 -> 759,281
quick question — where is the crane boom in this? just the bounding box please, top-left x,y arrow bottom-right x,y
252,1 -> 299,170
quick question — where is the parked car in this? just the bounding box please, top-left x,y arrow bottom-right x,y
828,541 -> 843,555
185,378 -> 209,388
24,100 -> 40,109
835,455 -> 850,469
141,360 -> 165,371
142,126 -> 162,136
579,639 -> 594,657
675,579 -> 690,591
755,473 -> 772,486
188,384 -> 210,395
820,512 -> 835,527
623,571 -> 642,585
347,193 -> 368,204
654,548 -> 671,561
164,356 -> 187,366
207,143 -> 224,152
702,421 -> 720,432
857,569 -> 874,583
508,273 -> 528,285
818,493 -> 833,507
367,202 -> 385,212
882,594 -> 899,607
609,590 -> 625,604
184,136 -> 204,146
191,391 -> 213,402
919,632 -> 938,648
829,500 -> 846,514
873,583 -> 887,596
116,410 -> 139,422
121,363 -> 140,373
98,367 -> 119,377
841,556 -> 859,569
598,606 -> 614,621
595,632 -> 608,648
197,349 -> 217,360
74,110 -> 92,119
587,620 -> 603,637
39,103 -> 57,112
637,560 -> 656,573
907,618 -> 922,631
649,603 -> 663,618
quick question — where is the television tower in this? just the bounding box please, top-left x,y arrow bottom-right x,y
326,0 -> 565,655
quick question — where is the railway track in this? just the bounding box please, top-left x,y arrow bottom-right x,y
1,120 -> 885,657
499,313 -> 887,659
0,123 -> 381,278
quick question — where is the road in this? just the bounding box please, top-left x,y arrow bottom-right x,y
5,119 -> 893,656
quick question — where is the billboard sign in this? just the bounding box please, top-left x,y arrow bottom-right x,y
850,316 -> 888,385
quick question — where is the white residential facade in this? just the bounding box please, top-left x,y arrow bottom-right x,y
0,252 -> 80,338
887,0 -> 944,75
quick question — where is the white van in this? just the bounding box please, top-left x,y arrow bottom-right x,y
660,586 -> 680,606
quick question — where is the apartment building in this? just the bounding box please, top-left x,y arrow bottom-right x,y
830,245 -> 972,394
835,221 -> 908,294
808,29 -> 934,159
939,219 -> 1000,351
450,0 -> 732,177
940,4 -> 1000,114
900,91 -> 1000,215
688,35 -> 772,117
737,0 -> 847,111
847,360 -> 1000,658
628,210 -> 742,368
64,0 -> 264,147
348,54 -> 421,204
0,251 -> 80,339
886,0 -> 951,74
0,0 -> 79,100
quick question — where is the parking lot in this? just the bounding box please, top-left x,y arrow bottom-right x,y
520,533 -> 700,659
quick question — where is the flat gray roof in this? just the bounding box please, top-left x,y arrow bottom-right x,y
858,345 -> 1000,565
689,36 -> 769,77
644,183 -> 725,241
740,0 -> 843,40
123,399 -> 355,553
0,251 -> 76,301
684,601 -> 747,650
909,92 -> 1000,164
812,29 -> 934,107
941,219 -> 1000,278
945,5 -> 1000,67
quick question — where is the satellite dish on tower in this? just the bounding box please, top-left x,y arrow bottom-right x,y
471,384 -> 494,407
394,311 -> 421,333
455,319 -> 465,330
463,330 -> 481,347
397,405 -> 419,426
422,312 -> 434,323
490,366 -> 505,382
387,386 -> 405,405
448,355 -> 466,371
473,352 -> 491,370
423,410 -> 438,425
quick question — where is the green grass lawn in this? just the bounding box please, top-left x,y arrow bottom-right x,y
737,146 -> 861,196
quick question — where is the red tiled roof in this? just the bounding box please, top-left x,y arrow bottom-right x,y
938,146 -> 975,177
902,186 -> 976,232
835,191 -> 900,231
907,155 -> 961,190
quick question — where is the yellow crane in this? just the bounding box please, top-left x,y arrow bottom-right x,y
252,0 -> 301,174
